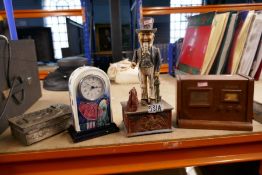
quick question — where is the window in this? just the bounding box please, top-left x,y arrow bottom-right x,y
42,0 -> 83,59
170,0 -> 202,43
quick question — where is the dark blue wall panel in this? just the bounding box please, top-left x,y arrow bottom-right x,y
0,0 -> 43,26
0,0 -> 42,10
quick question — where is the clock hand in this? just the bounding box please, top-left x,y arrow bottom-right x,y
91,85 -> 102,89
85,82 -> 100,88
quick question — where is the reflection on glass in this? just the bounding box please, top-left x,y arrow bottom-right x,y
190,91 -> 209,106
224,93 -> 239,102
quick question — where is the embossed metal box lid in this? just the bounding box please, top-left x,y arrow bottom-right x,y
8,104 -> 71,145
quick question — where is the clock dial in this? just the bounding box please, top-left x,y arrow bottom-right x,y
79,75 -> 105,100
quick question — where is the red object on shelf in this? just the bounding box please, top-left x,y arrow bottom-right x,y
178,12 -> 215,74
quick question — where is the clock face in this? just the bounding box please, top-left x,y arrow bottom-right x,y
79,75 -> 105,101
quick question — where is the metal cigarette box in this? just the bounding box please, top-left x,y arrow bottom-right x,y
177,74 -> 254,131
8,104 -> 71,145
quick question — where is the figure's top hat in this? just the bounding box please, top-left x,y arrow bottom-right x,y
136,17 -> 157,33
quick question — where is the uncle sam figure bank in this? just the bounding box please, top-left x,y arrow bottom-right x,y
131,17 -> 162,105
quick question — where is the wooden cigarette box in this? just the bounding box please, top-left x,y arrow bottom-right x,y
8,104 -> 71,145
177,74 -> 254,131
121,100 -> 173,137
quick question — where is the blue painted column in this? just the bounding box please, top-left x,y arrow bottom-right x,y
136,0 -> 142,29
109,0 -> 122,62
168,43 -> 174,76
130,0 -> 136,50
135,0 -> 142,48
80,0 -> 91,65
3,0 -> 18,40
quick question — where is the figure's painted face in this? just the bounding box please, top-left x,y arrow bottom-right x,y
138,32 -> 155,50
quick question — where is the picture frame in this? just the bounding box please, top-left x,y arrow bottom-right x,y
95,24 -> 111,52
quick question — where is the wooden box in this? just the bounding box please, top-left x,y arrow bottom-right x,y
8,104 -> 71,145
121,100 -> 173,137
177,74 -> 254,131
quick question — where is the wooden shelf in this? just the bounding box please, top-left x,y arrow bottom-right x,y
0,9 -> 83,18
1,134 -> 262,174
143,3 -> 262,16
1,4 -> 262,174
